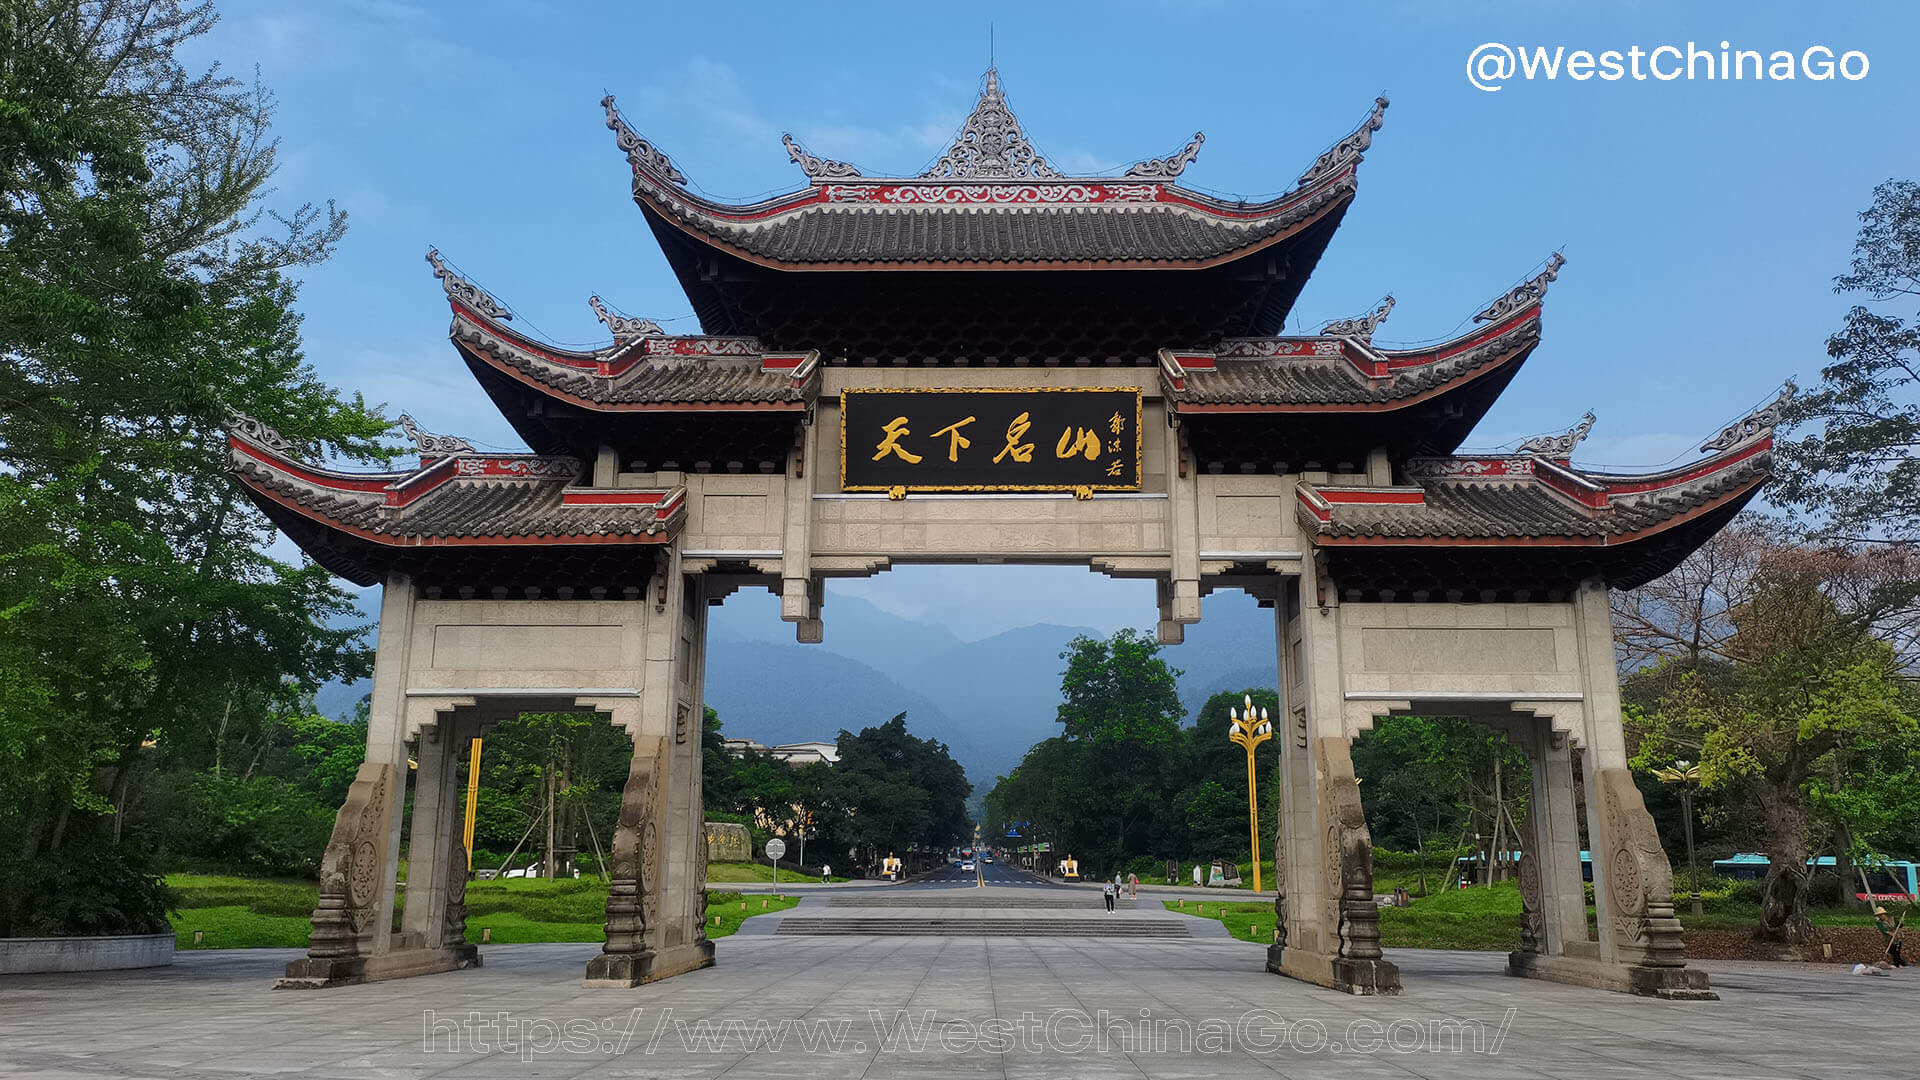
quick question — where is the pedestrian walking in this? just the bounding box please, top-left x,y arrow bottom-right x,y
1103,882 -> 1116,912
821,863 -> 832,884
1127,872 -> 1138,899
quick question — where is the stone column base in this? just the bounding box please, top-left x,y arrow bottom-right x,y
1267,945 -> 1402,996
1506,951 -> 1717,1000
583,941 -> 714,988
276,944 -> 482,989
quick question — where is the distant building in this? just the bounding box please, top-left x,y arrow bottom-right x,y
721,737 -> 838,765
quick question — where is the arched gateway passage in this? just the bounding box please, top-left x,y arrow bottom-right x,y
229,71 -> 1777,998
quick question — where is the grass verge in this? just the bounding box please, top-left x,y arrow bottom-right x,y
166,874 -> 798,949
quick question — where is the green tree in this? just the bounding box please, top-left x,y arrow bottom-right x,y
0,1 -> 385,934
1633,559 -> 1918,942
1778,180 -> 1920,550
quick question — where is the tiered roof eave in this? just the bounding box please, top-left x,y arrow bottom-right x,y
226,412 -> 687,587
599,87 -> 1387,273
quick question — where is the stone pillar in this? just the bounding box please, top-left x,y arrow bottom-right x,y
279,573 -> 417,989
1267,561 -> 1400,995
585,550 -> 715,986
1506,581 -> 1714,999
1510,719 -> 1585,959
399,720 -> 454,946
395,715 -> 482,971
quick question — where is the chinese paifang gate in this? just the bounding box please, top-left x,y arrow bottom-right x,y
230,70 -> 1782,998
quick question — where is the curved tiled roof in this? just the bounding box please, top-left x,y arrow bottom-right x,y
653,181 -> 1355,268
448,313 -> 815,409
603,80 -> 1377,269
228,427 -> 683,546
1299,441 -> 1773,544
1169,310 -> 1541,410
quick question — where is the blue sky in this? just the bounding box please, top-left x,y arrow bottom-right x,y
200,2 -> 1916,639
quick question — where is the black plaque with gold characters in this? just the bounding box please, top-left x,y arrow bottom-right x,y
841,387 -> 1142,494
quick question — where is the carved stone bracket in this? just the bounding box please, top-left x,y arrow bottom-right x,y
278,761 -> 400,987
1597,768 -> 1687,969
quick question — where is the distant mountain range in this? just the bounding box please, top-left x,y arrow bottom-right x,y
314,586 -> 1281,793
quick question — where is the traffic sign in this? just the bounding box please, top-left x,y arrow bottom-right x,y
765,838 -> 786,861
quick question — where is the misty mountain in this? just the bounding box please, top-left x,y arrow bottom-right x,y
311,584 -> 1283,794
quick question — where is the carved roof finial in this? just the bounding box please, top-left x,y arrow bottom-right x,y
426,249 -> 511,322
783,133 -> 861,180
589,295 -> 666,341
920,68 -> 1062,181
1297,96 -> 1389,187
1125,132 -> 1205,179
227,410 -> 308,458
600,95 -> 687,184
1518,411 -> 1596,457
1701,382 -> 1796,453
1474,252 -> 1565,324
1320,295 -> 1395,341
397,414 -> 474,456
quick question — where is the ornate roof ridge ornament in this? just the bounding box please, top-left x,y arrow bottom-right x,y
397,413 -> 474,456
1701,382 -> 1795,452
600,95 -> 687,184
783,133 -> 861,180
1474,252 -> 1566,324
1297,96 -> 1389,188
588,295 -> 666,341
1124,132 -> 1205,179
1517,411 -> 1596,457
919,68 -> 1063,181
426,249 -> 511,322
1320,295 -> 1395,341
227,411 -> 307,458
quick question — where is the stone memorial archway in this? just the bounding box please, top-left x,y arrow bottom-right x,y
231,72 -> 1779,998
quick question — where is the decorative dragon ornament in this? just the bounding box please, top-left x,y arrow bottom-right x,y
1320,295 -> 1395,341
1701,382 -> 1795,452
397,414 -> 474,456
426,249 -> 511,322
1475,253 -> 1565,324
1297,97 -> 1388,187
1517,411 -> 1596,457
589,295 -> 666,340
783,133 -> 861,179
601,95 -> 687,183
1124,132 -> 1205,179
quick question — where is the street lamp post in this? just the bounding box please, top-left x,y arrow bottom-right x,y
1228,695 -> 1275,895
1654,760 -> 1704,918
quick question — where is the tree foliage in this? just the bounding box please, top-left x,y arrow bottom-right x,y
1627,547 -> 1919,942
0,1 -> 387,935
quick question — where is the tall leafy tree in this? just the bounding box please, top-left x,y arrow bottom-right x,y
1776,179 -> 1920,658
1631,557 -> 1918,942
0,1 -> 387,934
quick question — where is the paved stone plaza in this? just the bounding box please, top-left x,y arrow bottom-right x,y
3,931 -> 1912,1079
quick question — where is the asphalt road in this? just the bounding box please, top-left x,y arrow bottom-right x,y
901,859 -> 1074,890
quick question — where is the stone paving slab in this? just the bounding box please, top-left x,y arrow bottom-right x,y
0,939 -> 1912,1079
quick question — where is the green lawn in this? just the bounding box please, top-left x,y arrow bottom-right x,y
166,874 -> 798,949
705,861 -> 849,884
1164,875 -> 1878,951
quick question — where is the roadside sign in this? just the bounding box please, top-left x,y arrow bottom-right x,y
766,838 -> 787,861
